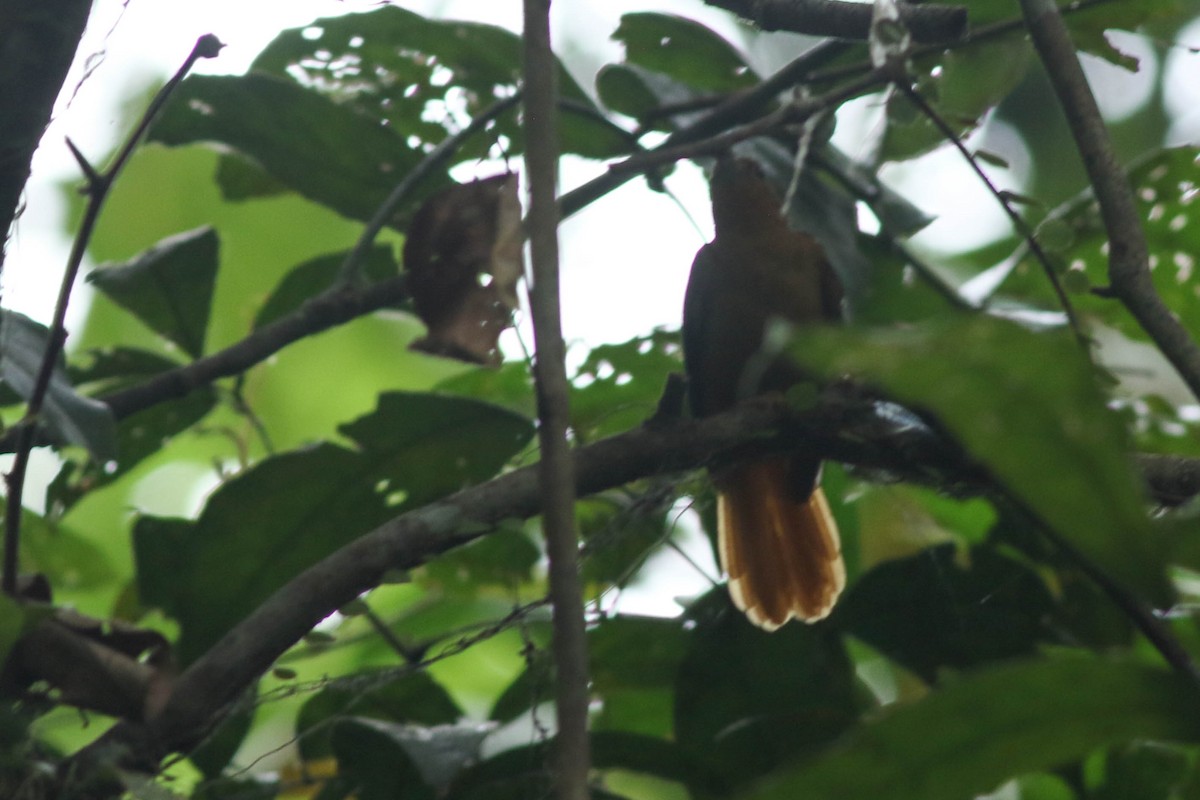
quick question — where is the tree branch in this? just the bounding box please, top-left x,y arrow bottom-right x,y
3,35 -> 222,595
522,2 -> 592,798
705,0 -> 967,43
1018,0 -> 1200,404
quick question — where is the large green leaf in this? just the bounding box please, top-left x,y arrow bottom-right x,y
570,330 -> 682,442
835,544 -> 1057,682
149,73 -> 419,226
296,671 -> 462,761
253,246 -> 399,330
674,588 -> 860,788
747,656 -> 1200,800
787,316 -> 1172,607
612,13 -> 759,94
87,226 -> 218,358
135,392 -> 533,663
0,310 -> 117,461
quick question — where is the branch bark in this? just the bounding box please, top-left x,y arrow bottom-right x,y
522,2 -> 592,798
1019,0 -> 1200,404
705,0 -> 967,43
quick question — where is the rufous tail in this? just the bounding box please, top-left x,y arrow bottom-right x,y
717,458 -> 845,630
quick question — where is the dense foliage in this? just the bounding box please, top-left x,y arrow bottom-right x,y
2,1 -> 1200,798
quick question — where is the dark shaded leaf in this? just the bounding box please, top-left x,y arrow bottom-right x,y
0,310 -> 117,461
1092,741 -> 1197,800
835,544 -> 1057,682
330,718 -> 435,800
787,317 -> 1173,607
297,671 -> 461,761
449,732 -> 705,800
87,226 -> 218,358
254,246 -> 399,330
748,656 -> 1200,800
674,588 -> 860,787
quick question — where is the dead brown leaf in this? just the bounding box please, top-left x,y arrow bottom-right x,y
403,173 -> 523,365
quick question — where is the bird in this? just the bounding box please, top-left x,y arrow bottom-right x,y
682,155 -> 846,630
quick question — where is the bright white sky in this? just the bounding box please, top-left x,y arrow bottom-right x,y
4,1 -> 1199,614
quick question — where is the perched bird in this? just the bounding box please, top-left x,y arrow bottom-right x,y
682,156 -> 846,629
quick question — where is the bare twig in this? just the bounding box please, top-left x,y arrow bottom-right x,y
522,2 -> 591,799
706,0 -> 967,43
607,63 -> 893,178
897,84 -> 1087,345
2,35 -> 222,595
1018,0 -> 1200,403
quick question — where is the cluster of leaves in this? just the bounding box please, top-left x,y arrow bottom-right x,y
1,1 -> 1200,799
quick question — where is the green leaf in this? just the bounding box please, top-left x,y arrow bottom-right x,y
135,393 -> 532,663
577,492 -> 670,588
612,13 -> 758,93
422,523 -> 539,595
570,329 -> 682,442
254,246 -> 400,330
87,226 -> 218,358
8,498 -> 116,592
674,588 -> 860,787
835,544 -> 1057,682
297,671 -> 461,761
330,718 -> 435,800
50,348 -> 217,511
786,317 -> 1173,607
149,73 -> 424,226
336,392 -> 534,509
0,310 -> 117,461
1006,148 -> 1200,348
1091,741 -> 1197,800
249,7 -> 626,164
746,656 -> 1200,800
882,35 -> 1032,161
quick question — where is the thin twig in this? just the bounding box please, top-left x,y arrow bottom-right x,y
607,63 -> 893,179
1018,0 -> 1200,403
897,83 -> 1088,346
2,35 -> 223,595
335,93 -> 521,286
522,2 -> 591,799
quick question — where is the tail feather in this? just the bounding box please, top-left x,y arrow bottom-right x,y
717,458 -> 845,629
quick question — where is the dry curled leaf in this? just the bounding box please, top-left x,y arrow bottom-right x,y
403,173 -> 523,365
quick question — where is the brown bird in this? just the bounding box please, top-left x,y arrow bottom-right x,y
683,156 -> 846,629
